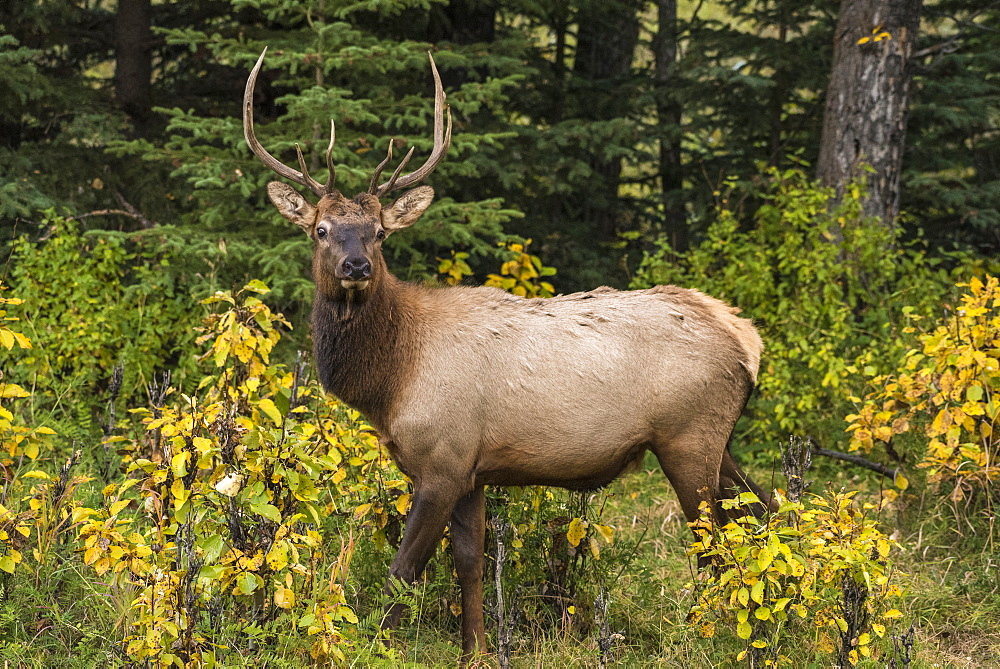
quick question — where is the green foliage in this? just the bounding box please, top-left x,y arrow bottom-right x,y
633,166 -> 982,456
484,485 -> 622,645
846,275 -> 999,524
108,0 -> 526,281
4,214 -> 203,442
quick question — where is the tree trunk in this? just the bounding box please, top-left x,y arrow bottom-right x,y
572,0 -> 642,241
115,0 -> 153,136
816,0 -> 923,225
654,0 -> 685,251
442,0 -> 496,45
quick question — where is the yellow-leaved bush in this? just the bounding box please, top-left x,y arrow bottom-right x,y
1,283 -> 63,577
485,239 -> 556,298
69,281 -> 408,667
846,276 -> 999,505
688,491 -> 902,667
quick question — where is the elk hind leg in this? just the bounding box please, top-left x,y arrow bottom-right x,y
651,432 -> 726,526
450,485 -> 487,663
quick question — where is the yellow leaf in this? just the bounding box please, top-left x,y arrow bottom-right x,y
751,580 -> 765,604
566,517 -> 588,547
109,499 -> 131,516
171,451 -> 190,478
883,609 -> 903,619
0,383 -> 29,399
266,543 -> 289,571
257,398 -> 283,425
274,585 -> 295,609
0,555 -> 17,573
394,493 -> 411,515
893,472 -> 909,490
589,539 -> 601,559
593,523 -> 614,544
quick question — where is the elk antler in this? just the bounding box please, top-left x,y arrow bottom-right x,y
368,52 -> 452,199
243,48 -> 336,198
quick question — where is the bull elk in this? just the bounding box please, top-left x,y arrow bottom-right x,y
244,48 -> 774,663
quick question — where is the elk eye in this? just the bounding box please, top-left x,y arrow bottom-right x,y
316,225 -> 328,239
376,229 -> 386,241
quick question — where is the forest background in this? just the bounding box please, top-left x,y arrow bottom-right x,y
1,0 -> 999,666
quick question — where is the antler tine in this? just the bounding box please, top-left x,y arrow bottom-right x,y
243,48 -> 327,198
372,51 -> 452,198
368,138 -> 395,194
367,141 -> 417,196
324,120 -> 337,194
381,146 -> 416,194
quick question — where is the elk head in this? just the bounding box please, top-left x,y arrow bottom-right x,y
243,48 -> 452,296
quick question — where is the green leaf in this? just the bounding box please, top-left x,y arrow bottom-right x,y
0,555 -> 16,573
751,580 -> 765,604
171,451 -> 189,478
245,279 -> 270,294
199,565 -> 225,580
199,533 -> 226,563
250,502 -> 282,523
237,572 -> 258,595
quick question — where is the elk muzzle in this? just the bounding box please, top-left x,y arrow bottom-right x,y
340,256 -> 372,289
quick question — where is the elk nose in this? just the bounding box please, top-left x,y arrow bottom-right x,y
342,258 -> 371,281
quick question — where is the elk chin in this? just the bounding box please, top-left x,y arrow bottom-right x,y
340,279 -> 370,291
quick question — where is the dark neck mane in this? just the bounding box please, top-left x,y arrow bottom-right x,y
310,273 -> 418,430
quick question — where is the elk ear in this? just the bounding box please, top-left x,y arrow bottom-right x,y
382,186 -> 434,232
267,181 -> 315,231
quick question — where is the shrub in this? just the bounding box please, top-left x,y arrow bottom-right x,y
4,213 -> 202,442
846,275 -> 999,528
688,439 -> 904,667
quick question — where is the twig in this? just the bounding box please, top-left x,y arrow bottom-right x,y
812,445 -> 899,479
68,191 -> 157,228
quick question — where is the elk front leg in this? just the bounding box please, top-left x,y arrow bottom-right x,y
382,484 -> 464,633
450,485 -> 487,662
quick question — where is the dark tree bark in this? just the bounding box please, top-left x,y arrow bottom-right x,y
654,0 -> 685,251
572,0 -> 642,241
115,0 -> 153,136
441,0 -> 496,45
816,0 -> 923,225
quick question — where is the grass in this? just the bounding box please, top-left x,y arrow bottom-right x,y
360,455 -> 1000,668
2,438 -> 998,668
